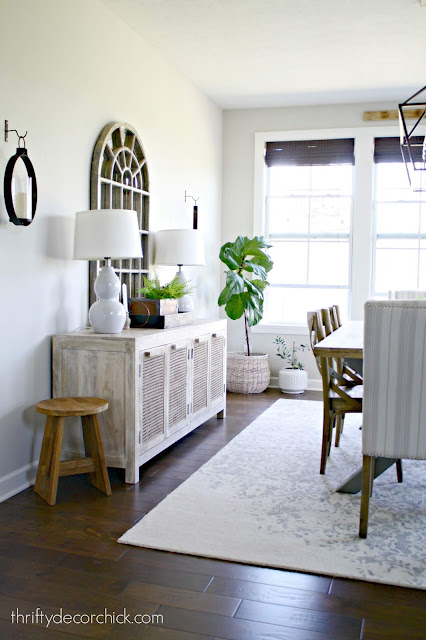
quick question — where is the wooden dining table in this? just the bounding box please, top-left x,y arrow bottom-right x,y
313,320 -> 399,493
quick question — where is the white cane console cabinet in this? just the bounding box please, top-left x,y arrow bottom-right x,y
52,319 -> 226,483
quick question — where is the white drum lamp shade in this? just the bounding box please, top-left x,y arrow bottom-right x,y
154,229 -> 205,266
74,209 -> 142,260
74,209 -> 142,333
154,229 -> 205,312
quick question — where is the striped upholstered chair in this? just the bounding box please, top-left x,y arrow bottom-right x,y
389,290 -> 426,300
359,299 -> 426,538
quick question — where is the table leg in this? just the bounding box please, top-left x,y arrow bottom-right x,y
336,457 -> 399,494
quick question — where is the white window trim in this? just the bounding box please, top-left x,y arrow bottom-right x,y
252,125 -> 400,333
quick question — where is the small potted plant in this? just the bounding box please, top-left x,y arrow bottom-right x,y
274,337 -> 309,394
129,274 -> 195,328
218,235 -> 273,393
133,274 -> 193,315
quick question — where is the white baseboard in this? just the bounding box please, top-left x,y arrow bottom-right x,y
0,379 -> 323,504
0,461 -> 38,503
270,376 -> 322,392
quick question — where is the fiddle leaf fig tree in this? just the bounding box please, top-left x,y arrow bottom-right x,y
218,235 -> 273,356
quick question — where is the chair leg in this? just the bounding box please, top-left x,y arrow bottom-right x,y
335,414 -> 343,447
327,416 -> 334,457
320,409 -> 333,474
34,416 -> 64,506
359,455 -> 374,538
396,459 -> 403,483
369,458 -> 376,497
82,415 -> 112,496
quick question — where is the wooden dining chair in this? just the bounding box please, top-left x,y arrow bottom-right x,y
323,307 -> 347,445
359,299 -> 426,537
308,309 -> 363,474
330,305 -> 342,331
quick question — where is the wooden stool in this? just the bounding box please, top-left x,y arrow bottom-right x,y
34,397 -> 112,505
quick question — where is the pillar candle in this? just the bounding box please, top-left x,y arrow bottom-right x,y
122,283 -> 128,311
15,192 -> 30,219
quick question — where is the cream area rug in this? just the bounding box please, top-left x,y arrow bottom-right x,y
118,400 -> 426,589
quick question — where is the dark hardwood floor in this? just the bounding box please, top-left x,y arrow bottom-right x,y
1,389 -> 425,639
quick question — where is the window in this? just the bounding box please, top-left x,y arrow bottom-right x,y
373,137 -> 426,295
262,138 -> 354,325
253,126 -> 425,333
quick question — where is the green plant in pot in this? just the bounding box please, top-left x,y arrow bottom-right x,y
131,274 -> 194,318
218,235 -> 273,393
138,274 -> 193,300
274,337 -> 309,395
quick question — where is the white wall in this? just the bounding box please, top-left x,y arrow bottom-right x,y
222,103 -> 396,387
0,0 -> 222,500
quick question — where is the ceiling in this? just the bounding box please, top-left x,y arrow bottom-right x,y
102,0 -> 426,109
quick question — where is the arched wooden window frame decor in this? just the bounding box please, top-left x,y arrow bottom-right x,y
89,121 -> 150,306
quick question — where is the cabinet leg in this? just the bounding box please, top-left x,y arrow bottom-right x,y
125,465 -> 139,484
217,406 -> 226,419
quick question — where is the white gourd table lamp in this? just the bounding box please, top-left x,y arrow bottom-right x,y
74,209 -> 142,333
154,229 -> 205,312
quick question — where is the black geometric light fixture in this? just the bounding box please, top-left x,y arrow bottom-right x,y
3,120 -> 38,225
398,86 -> 426,191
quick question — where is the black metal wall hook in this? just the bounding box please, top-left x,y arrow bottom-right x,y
185,190 -> 199,229
184,189 -> 199,205
4,120 -> 28,148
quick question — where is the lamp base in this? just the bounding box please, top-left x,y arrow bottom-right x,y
89,265 -> 126,333
175,267 -> 193,313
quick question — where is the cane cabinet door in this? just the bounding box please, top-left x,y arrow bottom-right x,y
167,340 -> 191,436
210,330 -> 226,410
191,334 -> 209,421
139,345 -> 167,454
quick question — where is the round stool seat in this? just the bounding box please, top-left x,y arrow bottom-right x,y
36,397 -> 108,417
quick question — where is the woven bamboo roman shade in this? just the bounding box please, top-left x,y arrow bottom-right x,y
264,138 -> 355,167
374,136 -> 424,163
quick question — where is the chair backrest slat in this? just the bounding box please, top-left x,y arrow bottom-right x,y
322,308 -> 333,336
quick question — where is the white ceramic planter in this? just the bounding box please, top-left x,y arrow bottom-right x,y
279,368 -> 308,394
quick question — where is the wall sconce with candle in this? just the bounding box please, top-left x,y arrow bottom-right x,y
3,121 -> 37,225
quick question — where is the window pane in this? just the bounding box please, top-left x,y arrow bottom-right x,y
376,202 -> 420,235
375,163 -> 419,202
269,166 -> 310,195
375,248 -> 419,293
269,241 -> 308,285
308,241 -> 349,286
265,156 -> 353,323
310,165 -> 353,195
420,205 -> 426,234
376,238 -> 419,249
267,197 -> 309,235
263,287 -> 349,324
419,251 -> 426,289
310,197 -> 351,235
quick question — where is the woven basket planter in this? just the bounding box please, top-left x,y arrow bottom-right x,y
227,352 -> 271,394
